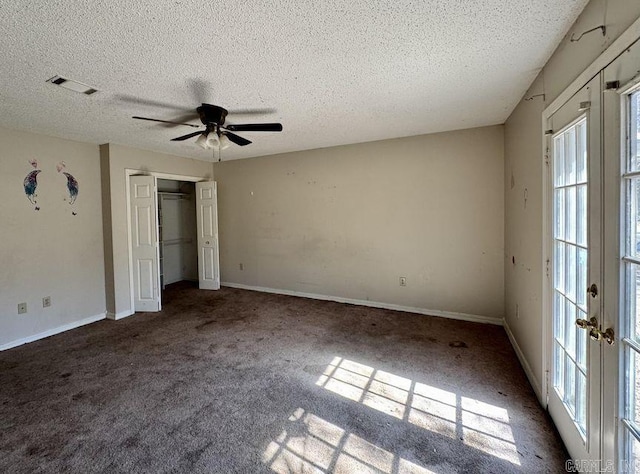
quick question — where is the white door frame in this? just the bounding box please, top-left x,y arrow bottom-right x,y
125,169 -> 210,313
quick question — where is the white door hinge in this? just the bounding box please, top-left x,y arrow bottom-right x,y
578,101 -> 591,111
545,369 -> 550,404
544,147 -> 550,166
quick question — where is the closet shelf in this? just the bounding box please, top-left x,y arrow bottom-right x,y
158,192 -> 190,199
162,238 -> 193,246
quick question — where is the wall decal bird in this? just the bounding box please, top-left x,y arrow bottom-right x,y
23,169 -> 41,208
62,172 -> 79,205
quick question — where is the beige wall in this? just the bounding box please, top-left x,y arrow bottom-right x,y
101,144 -> 213,318
0,126 -> 105,348
215,126 -> 505,321
504,1 -> 640,399
504,75 -> 546,394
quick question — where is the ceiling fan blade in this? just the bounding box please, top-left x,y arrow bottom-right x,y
227,108 -> 277,116
133,116 -> 200,128
171,130 -> 205,141
165,112 -> 200,125
224,123 -> 283,132
222,131 -> 252,146
116,94 -> 191,112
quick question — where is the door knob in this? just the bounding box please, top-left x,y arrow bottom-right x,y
588,283 -> 598,298
576,316 -> 598,329
589,327 -> 603,341
576,317 -> 615,345
589,327 -> 615,344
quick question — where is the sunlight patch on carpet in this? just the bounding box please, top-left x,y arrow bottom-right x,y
262,408 -> 436,473
315,357 -> 520,466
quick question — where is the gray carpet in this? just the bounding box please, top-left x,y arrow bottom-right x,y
0,283 -> 567,473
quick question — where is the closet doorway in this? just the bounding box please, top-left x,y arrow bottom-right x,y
128,172 -> 219,312
157,179 -> 197,290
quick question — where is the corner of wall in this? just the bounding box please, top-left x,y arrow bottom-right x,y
100,144 -> 116,315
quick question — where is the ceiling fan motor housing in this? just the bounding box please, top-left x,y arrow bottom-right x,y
197,104 -> 228,126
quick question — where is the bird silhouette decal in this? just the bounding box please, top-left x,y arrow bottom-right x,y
62,171 -> 79,204
57,161 -> 79,213
23,160 -> 41,210
22,160 -> 81,214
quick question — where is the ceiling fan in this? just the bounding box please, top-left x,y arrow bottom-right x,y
132,103 -> 282,150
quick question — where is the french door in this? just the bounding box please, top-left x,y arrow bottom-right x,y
547,36 -> 640,471
603,38 -> 640,472
548,74 -> 603,464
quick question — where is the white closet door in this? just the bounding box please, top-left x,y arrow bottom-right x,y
130,175 -> 161,311
196,181 -> 220,290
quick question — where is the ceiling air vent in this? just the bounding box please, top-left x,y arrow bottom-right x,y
46,75 -> 98,95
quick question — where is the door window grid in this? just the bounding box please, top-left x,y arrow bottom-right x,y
621,90 -> 640,467
553,117 -> 588,437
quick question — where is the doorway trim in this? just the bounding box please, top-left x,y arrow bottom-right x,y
544,17 -> 640,121
125,169 -> 208,316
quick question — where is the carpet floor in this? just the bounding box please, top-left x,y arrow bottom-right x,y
0,283 -> 567,473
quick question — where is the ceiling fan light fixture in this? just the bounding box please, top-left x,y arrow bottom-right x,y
205,133 -> 220,149
195,132 -> 222,150
195,133 -> 208,149
219,134 -> 231,150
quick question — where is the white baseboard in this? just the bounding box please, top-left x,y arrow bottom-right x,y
0,313 -> 106,352
503,318 -> 544,405
107,310 -> 135,321
221,282 -> 503,326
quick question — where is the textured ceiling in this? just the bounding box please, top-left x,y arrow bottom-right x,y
0,0 -> 588,162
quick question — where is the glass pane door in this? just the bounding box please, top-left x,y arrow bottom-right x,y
621,88 -> 640,471
552,117 -> 589,436
547,73 -> 601,464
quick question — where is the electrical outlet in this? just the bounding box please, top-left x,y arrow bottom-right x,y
18,302 -> 27,314
43,296 -> 51,308
239,263 -> 244,271
399,277 -> 407,287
